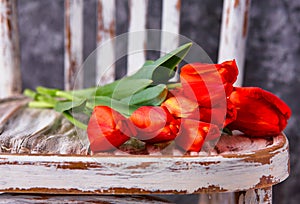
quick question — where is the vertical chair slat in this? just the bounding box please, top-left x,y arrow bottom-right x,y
96,0 -> 116,85
160,0 -> 181,81
127,0 -> 148,75
218,0 -> 251,86
0,0 -> 21,98
160,0 -> 181,55
64,0 -> 83,90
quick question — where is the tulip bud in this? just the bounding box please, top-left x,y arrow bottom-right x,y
87,106 -> 136,152
175,119 -> 220,152
228,87 -> 291,136
129,106 -> 180,143
180,60 -> 238,107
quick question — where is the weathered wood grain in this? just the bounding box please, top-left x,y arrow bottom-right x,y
127,0 -> 148,75
160,0 -> 181,55
218,0 -> 251,86
0,0 -> 21,98
0,194 -> 172,204
0,97 -> 88,155
96,0 -> 116,85
160,0 -> 181,82
64,0 -> 84,90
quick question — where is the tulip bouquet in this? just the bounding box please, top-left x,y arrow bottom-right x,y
25,43 -> 291,154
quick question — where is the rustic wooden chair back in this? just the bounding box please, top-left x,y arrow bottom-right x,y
0,0 -> 289,203
0,0 -> 248,96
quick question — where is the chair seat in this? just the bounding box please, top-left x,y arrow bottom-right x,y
0,97 -> 289,195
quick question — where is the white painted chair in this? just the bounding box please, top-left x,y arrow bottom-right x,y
0,0 -> 289,203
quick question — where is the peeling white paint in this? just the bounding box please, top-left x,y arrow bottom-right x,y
96,0 -> 116,85
218,0 -> 251,86
127,0 -> 148,75
0,134 -> 289,194
64,0 -> 83,90
0,0 -> 21,98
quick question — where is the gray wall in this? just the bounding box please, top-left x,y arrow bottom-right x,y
17,0 -> 300,203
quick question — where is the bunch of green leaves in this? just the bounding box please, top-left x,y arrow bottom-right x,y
24,43 -> 192,130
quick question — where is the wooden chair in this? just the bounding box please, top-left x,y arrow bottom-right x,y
0,0 -> 289,203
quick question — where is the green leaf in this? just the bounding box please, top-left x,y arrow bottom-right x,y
96,78 -> 153,100
129,42 -> 192,83
67,87 -> 98,98
142,60 -> 154,66
121,84 -> 168,106
54,99 -> 86,113
87,96 -> 138,117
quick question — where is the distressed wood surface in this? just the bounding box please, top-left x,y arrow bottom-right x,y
236,187 -> 272,204
0,98 -> 289,195
0,194 -> 172,204
96,0 -> 116,85
0,0 -> 21,98
160,0 -> 181,55
160,0 -> 181,82
127,0 -> 148,75
0,134 -> 289,195
0,97 -> 88,155
64,0 -> 83,90
218,0 -> 251,86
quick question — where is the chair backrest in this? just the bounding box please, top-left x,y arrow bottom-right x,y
0,0 -> 250,98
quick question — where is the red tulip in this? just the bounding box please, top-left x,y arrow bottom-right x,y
190,101 -> 234,129
175,119 -> 220,152
161,94 -> 199,118
180,60 -> 238,107
129,106 -> 180,143
162,94 -> 234,129
87,106 -> 136,152
228,87 -> 291,136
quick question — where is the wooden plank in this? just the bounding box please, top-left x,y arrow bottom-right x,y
0,194 -> 172,203
160,0 -> 181,55
0,134 -> 289,194
236,187 -> 272,204
161,0 -> 181,81
0,0 -> 21,98
64,0 -> 84,90
218,0 -> 251,86
127,0 -> 148,75
96,0 -> 116,86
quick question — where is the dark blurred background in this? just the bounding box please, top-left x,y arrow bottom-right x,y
17,0 -> 300,203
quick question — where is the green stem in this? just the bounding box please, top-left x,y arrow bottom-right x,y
167,82 -> 182,89
24,89 -> 37,99
28,101 -> 55,108
56,91 -> 75,100
62,111 -> 88,130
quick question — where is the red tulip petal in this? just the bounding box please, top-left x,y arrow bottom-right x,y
87,106 -> 133,152
175,119 -> 220,152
